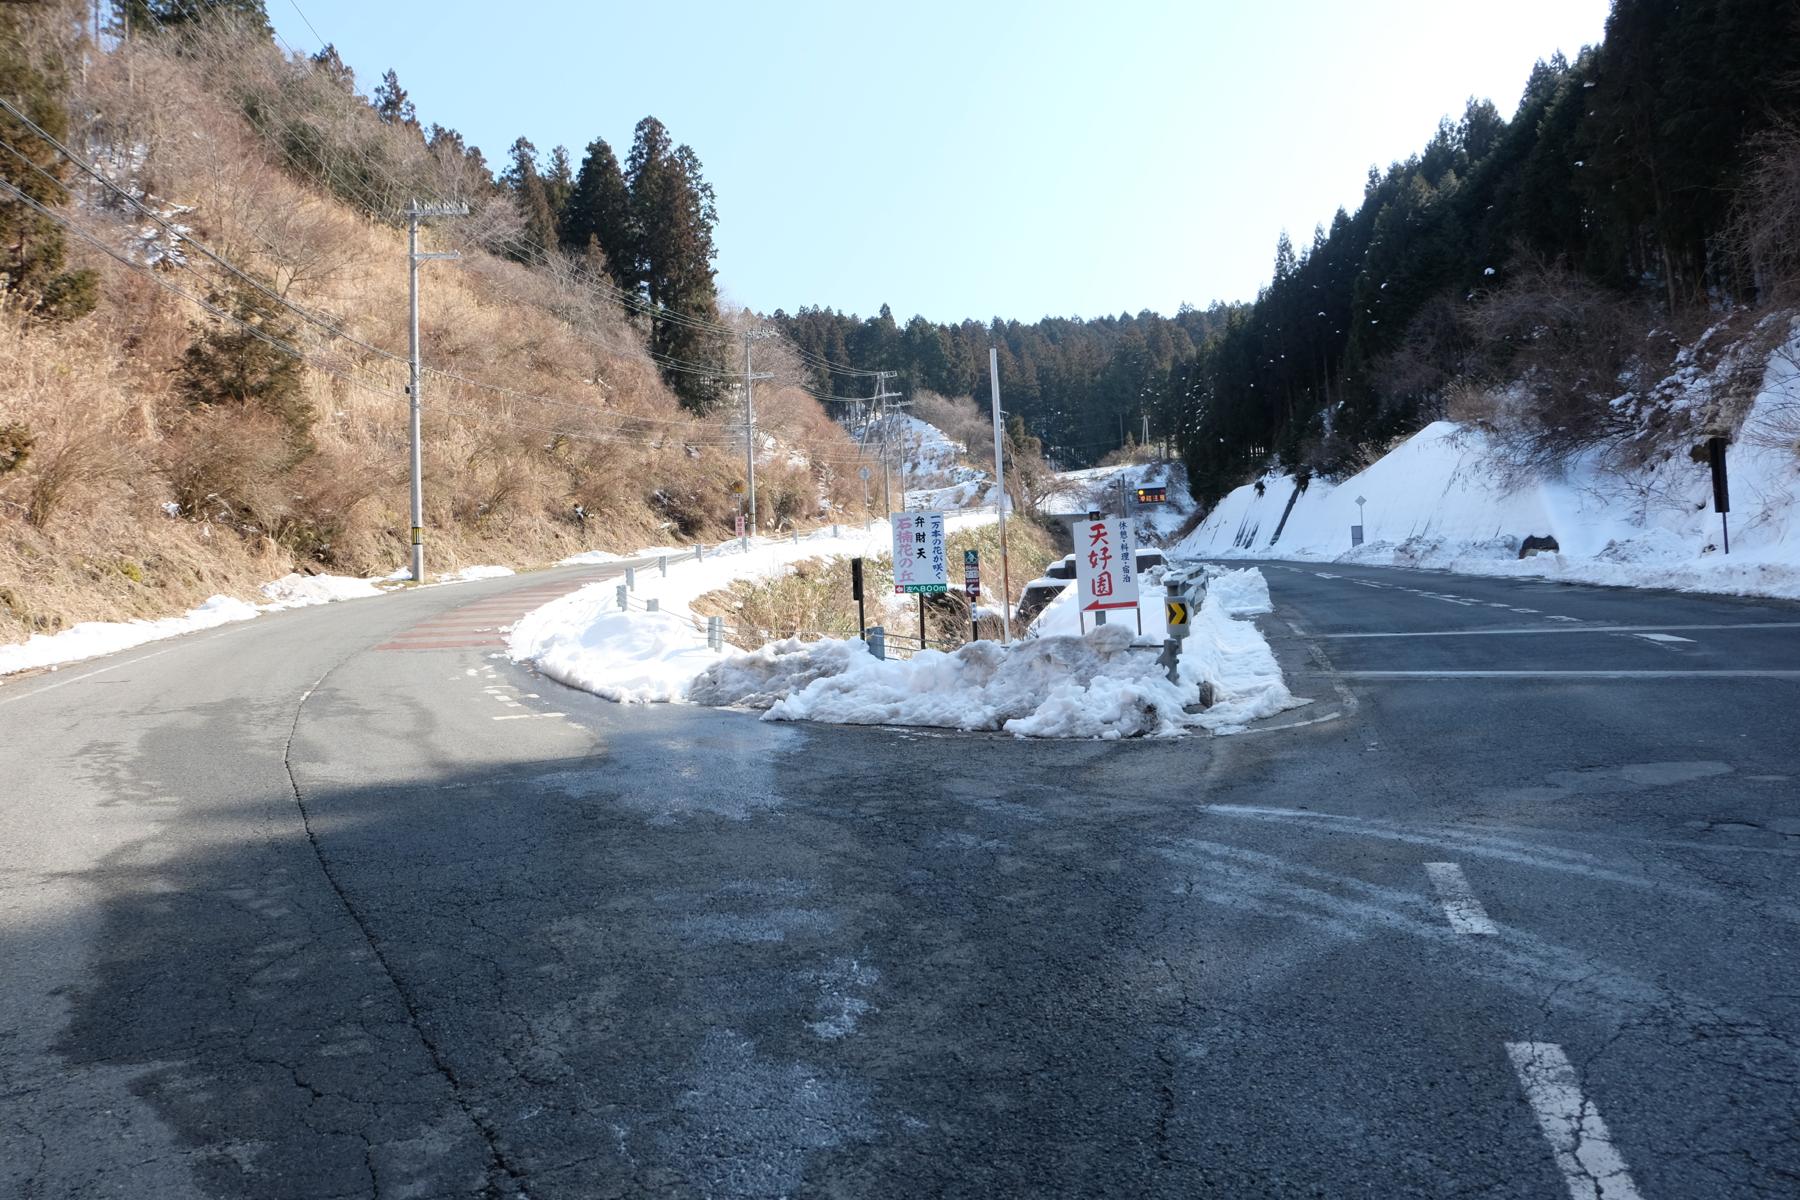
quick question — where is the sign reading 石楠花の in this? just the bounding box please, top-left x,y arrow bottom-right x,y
1075,517 -> 1138,612
891,512 -> 948,594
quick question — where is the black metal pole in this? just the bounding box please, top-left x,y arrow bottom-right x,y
918,594 -> 927,649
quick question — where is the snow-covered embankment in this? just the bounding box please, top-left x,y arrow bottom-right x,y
1176,323 -> 1800,599
514,533 -> 1305,738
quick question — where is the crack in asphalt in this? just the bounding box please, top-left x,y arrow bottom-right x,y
283,665 -> 531,1200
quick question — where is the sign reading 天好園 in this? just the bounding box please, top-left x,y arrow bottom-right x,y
891,512 -> 948,594
1075,516 -> 1139,612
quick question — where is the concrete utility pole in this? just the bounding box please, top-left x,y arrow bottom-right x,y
988,348 -> 1013,642
740,328 -> 777,541
870,370 -> 901,512
405,199 -> 467,582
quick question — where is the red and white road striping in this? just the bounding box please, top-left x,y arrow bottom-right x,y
375,575 -> 613,652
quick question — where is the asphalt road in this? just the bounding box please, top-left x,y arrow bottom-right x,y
1,557 -> 1796,1198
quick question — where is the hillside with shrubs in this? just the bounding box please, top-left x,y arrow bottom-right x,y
0,3 -> 880,643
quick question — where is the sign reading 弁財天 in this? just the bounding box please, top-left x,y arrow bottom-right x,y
1075,516 -> 1139,612
891,512 -> 948,594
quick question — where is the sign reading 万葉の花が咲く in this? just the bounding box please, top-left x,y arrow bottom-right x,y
1075,517 -> 1138,612
891,512 -> 947,594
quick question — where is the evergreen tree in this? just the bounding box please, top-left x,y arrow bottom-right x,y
0,2 -> 98,321
544,145 -> 574,220
561,137 -> 633,282
119,0 -> 272,38
310,44 -> 355,92
502,137 -> 557,255
625,117 -> 727,411
372,69 -> 417,129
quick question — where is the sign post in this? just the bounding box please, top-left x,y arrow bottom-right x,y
892,512 -> 947,650
1162,589 -> 1192,684
964,549 -> 981,641
1707,437 -> 1730,553
1074,515 -> 1140,633
851,557 -> 867,640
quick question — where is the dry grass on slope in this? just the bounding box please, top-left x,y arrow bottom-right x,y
0,28 -> 871,643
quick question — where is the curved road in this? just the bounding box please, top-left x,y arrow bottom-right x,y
2,558 -> 1796,1198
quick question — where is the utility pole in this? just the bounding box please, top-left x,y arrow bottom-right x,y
740,327 -> 777,542
405,199 -> 467,582
988,348 -> 1013,642
870,370 -> 901,513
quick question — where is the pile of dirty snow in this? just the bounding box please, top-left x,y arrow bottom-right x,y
691,623 -> 1195,738
686,566 -> 1303,738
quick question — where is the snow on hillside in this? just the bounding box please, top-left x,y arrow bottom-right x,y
1045,461 -> 1196,543
1174,326 -> 1800,599
860,413 -> 997,512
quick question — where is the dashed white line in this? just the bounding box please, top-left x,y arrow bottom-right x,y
1634,632 -> 1694,644
1506,1042 -> 1644,1200
1422,862 -> 1497,934
492,712 -> 566,721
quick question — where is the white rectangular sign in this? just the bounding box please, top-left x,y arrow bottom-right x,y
891,512 -> 948,594
1075,516 -> 1139,611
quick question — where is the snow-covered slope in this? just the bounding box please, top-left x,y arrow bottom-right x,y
1045,462 -> 1197,543
1174,326 -> 1800,599
861,413 -> 995,511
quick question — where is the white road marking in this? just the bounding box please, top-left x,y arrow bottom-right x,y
1512,607 -> 1540,613
492,712 -> 566,721
1634,632 -> 1694,644
1505,1042 -> 1644,1200
1342,669 -> 1800,680
1314,572 -> 1341,579
1319,621 -> 1800,639
1422,862 -> 1497,934
1546,615 -> 1582,623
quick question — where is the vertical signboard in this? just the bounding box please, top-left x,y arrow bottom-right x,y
963,549 -> 981,600
891,512 -> 948,594
1075,517 -> 1139,613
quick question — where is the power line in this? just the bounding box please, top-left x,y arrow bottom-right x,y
0,107 -> 405,364
285,0 -> 327,50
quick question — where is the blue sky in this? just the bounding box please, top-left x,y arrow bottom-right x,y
269,0 -> 1613,324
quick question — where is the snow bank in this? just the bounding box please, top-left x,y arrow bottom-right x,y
510,514 -> 1001,702
1,570 -> 402,677
0,594 -> 260,675
513,608 -> 726,703
439,565 -> 515,582
1179,568 -> 1297,732
260,573 -> 385,607
1176,328 -> 1800,601
692,624 -> 1196,739
683,566 -> 1304,738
